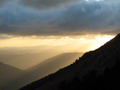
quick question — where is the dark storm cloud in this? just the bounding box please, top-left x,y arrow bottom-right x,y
21,0 -> 119,10
0,0 -> 120,36
0,0 -> 10,5
21,0 -> 80,10
58,2 -> 120,31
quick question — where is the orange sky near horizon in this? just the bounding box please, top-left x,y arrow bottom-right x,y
0,34 -> 115,52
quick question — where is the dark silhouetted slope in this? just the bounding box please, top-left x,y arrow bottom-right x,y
3,53 -> 82,90
0,62 -> 23,89
20,34 -> 120,90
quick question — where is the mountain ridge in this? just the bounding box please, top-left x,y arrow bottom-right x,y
20,34 -> 120,90
27,52 -> 82,71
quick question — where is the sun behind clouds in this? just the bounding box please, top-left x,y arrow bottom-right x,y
0,34 -> 115,52
90,35 -> 115,50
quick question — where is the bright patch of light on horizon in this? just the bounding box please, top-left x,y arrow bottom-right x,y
0,34 -> 115,52
90,35 -> 115,50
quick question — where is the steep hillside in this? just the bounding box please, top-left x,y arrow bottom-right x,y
20,34 -> 120,90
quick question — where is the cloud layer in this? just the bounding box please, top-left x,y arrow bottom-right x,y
0,0 -> 8,5
0,0 -> 120,36
21,0 -> 79,10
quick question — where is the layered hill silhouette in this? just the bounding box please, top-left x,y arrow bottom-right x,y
20,34 -> 120,90
0,52 -> 57,70
0,62 -> 23,89
2,53 -> 82,90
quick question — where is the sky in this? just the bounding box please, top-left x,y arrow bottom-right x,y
0,0 -> 118,52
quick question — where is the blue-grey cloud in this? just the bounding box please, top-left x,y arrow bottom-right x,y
0,0 -> 12,5
21,0 -> 120,10
0,0 -> 120,36
21,0 -> 80,10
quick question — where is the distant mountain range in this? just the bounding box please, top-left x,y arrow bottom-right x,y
0,52 -> 58,70
1,53 -> 82,90
0,62 -> 23,89
20,34 -> 120,90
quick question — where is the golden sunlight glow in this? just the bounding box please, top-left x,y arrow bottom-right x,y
0,34 -> 115,52
90,35 -> 115,50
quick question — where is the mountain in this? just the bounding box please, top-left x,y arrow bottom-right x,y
20,34 -> 120,90
28,52 -> 83,71
0,52 -> 58,70
0,62 -> 23,89
2,53 -> 82,90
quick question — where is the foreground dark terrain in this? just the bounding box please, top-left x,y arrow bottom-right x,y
20,34 -> 120,90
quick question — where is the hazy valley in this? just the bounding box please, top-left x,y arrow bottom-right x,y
0,52 -> 83,90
